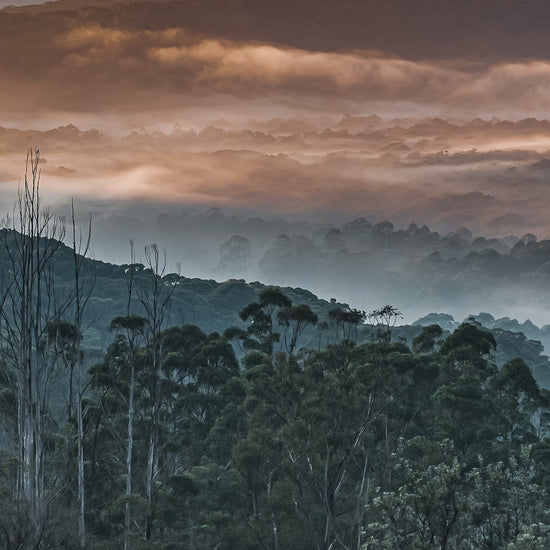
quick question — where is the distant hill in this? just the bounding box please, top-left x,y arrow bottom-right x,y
2,227 -> 549,386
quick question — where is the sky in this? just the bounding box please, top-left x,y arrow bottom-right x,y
0,1 -> 47,5
2,0 -> 550,321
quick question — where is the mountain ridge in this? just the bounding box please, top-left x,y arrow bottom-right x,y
3,226 -> 549,386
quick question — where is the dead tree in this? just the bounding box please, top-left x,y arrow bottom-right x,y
138,244 -> 176,540
0,149 -> 66,520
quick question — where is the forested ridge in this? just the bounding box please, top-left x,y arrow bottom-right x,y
3,277 -> 550,549
3,155 -> 550,549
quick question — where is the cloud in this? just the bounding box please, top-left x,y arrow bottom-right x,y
9,0 -> 550,64
454,61 -> 550,112
485,213 -> 525,231
146,40 -> 447,95
6,0 -> 550,329
4,15 -> 550,122
2,114 -> 550,240
429,191 -> 497,214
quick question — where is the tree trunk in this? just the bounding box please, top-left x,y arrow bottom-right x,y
77,396 -> 85,548
124,361 -> 135,550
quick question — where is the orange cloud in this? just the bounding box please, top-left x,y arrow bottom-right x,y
3,15 -> 550,124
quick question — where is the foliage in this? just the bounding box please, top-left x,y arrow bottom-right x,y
0,251 -> 550,549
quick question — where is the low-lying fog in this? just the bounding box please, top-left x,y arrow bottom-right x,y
2,113 -> 550,327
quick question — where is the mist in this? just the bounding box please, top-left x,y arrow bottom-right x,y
47,197 -> 548,331
3,0 -> 550,329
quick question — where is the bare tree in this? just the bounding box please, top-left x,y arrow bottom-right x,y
138,244 -> 176,540
0,151 -> 94,547
0,149 -> 66,520
69,200 -> 94,549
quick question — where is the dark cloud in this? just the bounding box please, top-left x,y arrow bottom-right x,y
3,10 -> 550,122
6,0 -> 550,64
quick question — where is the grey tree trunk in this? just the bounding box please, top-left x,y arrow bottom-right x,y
120,243 -> 144,549
77,396 -> 85,548
70,202 -> 93,549
124,361 -> 135,550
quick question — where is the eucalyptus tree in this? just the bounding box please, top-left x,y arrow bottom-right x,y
368,305 -> 403,344
233,299 -> 402,550
111,241 -> 148,550
327,307 -> 365,344
86,332 -> 148,543
238,287 -> 292,355
277,303 -> 318,358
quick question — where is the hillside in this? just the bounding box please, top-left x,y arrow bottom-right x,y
3,227 -> 550,548
2,228 -> 548,387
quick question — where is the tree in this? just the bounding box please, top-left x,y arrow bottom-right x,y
239,287 -> 292,355
86,332 -> 149,544
236,332 -> 395,549
412,324 -> 443,354
328,307 -> 365,343
440,322 -> 496,378
491,358 -> 544,445
138,244 -> 176,540
44,318 -> 81,420
110,314 -> 146,550
368,305 -> 403,344
65,199 -> 95,549
0,149 -> 66,520
277,303 -> 318,358
111,240 -> 147,550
